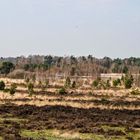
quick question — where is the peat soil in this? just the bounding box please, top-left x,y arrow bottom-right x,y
0,104 -> 140,139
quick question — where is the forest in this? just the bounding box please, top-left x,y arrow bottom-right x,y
1,55 -> 140,77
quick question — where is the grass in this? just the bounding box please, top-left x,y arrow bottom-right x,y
20,129 -> 140,140
101,125 -> 126,134
0,116 -> 27,123
20,130 -> 74,140
80,133 -> 106,140
100,125 -> 140,140
126,132 -> 140,140
0,114 -> 138,140
20,129 -> 108,140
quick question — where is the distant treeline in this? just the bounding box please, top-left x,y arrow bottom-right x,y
0,55 -> 140,77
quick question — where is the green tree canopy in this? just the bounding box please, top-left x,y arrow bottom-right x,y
0,62 -> 15,74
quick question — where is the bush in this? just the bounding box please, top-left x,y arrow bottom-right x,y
58,87 -> 67,95
106,80 -> 111,88
113,79 -> 121,87
65,77 -> 71,88
101,98 -> 109,104
0,81 -> 5,90
39,79 -> 49,91
100,82 -> 107,90
3,88 -> 10,93
92,80 -> 99,88
131,89 -> 140,95
92,78 -> 108,90
9,83 -> 17,96
27,83 -> 34,96
38,80 -> 42,88
71,81 -> 76,88
124,75 -> 134,89
32,74 -> 36,83
25,77 -> 30,84
113,80 -> 118,87
88,92 -> 92,95
45,79 -> 49,88
124,79 -> 133,89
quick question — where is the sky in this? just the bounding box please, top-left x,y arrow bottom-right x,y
0,0 -> 140,58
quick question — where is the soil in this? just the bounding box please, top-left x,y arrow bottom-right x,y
0,103 -> 139,140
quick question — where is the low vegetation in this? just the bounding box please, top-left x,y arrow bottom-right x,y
9,83 -> 17,96
27,82 -> 34,96
0,81 -> 5,90
0,71 -> 139,139
58,87 -> 67,95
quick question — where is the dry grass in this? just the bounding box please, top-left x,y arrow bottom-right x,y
0,78 -> 140,111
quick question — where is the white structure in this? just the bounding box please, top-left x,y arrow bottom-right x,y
101,73 -> 125,80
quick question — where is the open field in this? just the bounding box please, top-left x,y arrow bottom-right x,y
1,0 -> 140,139
0,79 -> 140,140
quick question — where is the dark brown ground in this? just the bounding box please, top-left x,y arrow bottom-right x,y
0,103 -> 140,140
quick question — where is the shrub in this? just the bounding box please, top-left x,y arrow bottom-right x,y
106,80 -> 111,88
0,81 -> 5,90
3,88 -> 10,93
123,66 -> 128,74
113,79 -> 121,87
58,87 -> 67,95
25,77 -> 30,84
9,83 -> 17,96
88,92 -> 92,95
101,98 -> 109,104
113,80 -> 118,87
32,74 -> 36,83
124,75 -> 134,89
38,80 -> 46,91
41,84 -> 46,92
100,82 -> 107,90
45,79 -> 49,88
71,81 -> 76,88
65,77 -> 71,88
92,78 -> 108,90
131,89 -> 140,95
117,78 -> 121,85
38,80 -> 42,88
121,75 -> 125,82
27,83 -> 34,96
92,80 -> 99,88
125,79 -> 133,89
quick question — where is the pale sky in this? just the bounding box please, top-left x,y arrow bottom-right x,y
0,0 -> 140,58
